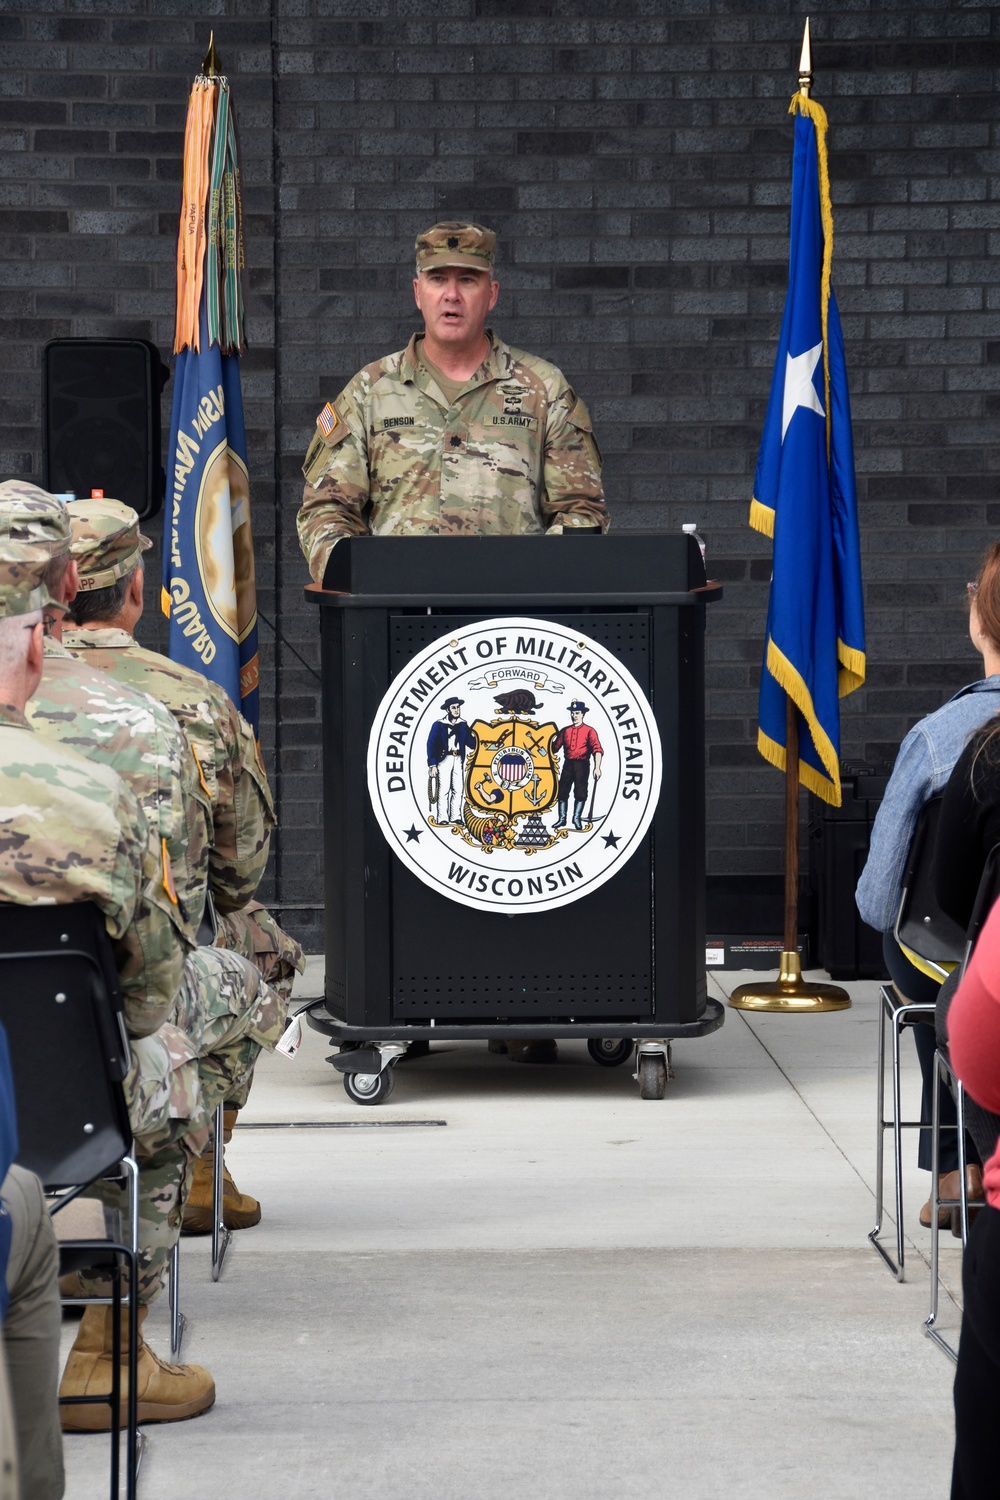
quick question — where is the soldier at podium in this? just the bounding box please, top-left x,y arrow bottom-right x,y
296,220 -> 610,585
298,220 -> 611,1062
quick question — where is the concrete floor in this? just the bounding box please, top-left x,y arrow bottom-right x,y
61,962 -> 961,1498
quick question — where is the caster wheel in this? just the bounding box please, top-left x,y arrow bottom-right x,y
588,1037 -> 634,1068
343,1067 -> 395,1105
638,1053 -> 668,1100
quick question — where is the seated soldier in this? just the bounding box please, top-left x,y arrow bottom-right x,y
60,494 -> 303,1232
0,543 -> 288,1427
1,1018 -> 63,1500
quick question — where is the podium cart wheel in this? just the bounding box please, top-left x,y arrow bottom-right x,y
587,1038 -> 635,1068
638,1054 -> 668,1100
343,1068 -> 395,1106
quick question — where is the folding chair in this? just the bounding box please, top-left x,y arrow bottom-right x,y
870,798 -> 965,1279
0,901 -> 141,1500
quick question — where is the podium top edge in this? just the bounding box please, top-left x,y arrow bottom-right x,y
303,582 -> 723,608
311,531 -> 713,599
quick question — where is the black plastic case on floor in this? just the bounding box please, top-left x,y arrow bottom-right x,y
809,773 -> 890,981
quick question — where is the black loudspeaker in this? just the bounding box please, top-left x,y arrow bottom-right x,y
43,339 -> 169,521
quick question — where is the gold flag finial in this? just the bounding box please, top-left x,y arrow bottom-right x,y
201,30 -> 221,78
798,17 -> 812,97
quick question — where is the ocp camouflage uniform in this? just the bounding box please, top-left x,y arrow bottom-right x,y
28,638 -> 211,942
61,625 -> 274,915
297,331 -> 609,585
93,944 -> 287,1303
0,705 -> 182,1039
0,480 -> 212,943
215,901 -> 304,1109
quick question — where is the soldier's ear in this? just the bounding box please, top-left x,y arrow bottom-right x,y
25,619 -> 45,676
488,278 -> 499,312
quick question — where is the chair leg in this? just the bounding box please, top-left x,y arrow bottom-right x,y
957,1078 -> 970,1247
121,1154 -> 139,1258
870,987 -> 920,1280
109,1261 -> 121,1500
870,989 -> 888,1243
168,1241 -> 186,1360
124,1247 -> 140,1500
925,1050 -> 959,1362
890,1003 -> 907,1278
211,1102 -> 231,1282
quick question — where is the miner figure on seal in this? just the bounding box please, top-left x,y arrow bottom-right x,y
553,700 -> 604,831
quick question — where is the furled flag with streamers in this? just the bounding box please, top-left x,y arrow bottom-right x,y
750,92 -> 865,807
163,52 -> 259,732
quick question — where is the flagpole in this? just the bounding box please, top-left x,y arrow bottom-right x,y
783,697 -> 799,954
730,19 -> 850,1015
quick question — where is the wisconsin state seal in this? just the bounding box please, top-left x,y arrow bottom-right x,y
366,616 -> 662,914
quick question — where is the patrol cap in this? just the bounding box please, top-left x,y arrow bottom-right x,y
0,543 -> 53,619
67,497 -> 152,593
415,221 -> 496,275
0,480 -> 72,557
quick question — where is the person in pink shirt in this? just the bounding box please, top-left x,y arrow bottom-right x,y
945,895 -> 1000,1497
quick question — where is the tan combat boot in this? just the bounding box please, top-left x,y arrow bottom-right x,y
181,1107 -> 261,1234
59,1304 -> 215,1429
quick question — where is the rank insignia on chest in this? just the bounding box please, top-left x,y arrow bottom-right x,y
317,402 -> 340,437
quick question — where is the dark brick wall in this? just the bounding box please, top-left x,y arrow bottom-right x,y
3,0 -> 999,946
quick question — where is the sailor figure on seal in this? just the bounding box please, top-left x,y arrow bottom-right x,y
553,700 -> 604,831
427,695 -> 476,825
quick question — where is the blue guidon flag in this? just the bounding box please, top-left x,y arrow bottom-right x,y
750,92 -> 865,806
163,314 -> 259,730
163,67 -> 259,732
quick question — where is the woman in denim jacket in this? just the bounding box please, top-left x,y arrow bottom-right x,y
856,544 -> 1000,1228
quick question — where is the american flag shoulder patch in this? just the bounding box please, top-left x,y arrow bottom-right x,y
317,402 -> 340,438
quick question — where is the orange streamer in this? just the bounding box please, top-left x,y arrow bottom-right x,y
173,80 -> 216,354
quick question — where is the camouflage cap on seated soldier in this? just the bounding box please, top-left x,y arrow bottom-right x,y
414,221 -> 497,275
0,479 -> 72,557
67,496 -> 152,593
0,542 -> 53,618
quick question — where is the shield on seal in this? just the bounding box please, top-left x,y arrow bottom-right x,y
467,718 -> 558,819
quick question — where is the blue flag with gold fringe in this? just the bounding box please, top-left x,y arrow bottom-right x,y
750,93 -> 865,807
163,314 -> 259,731
163,67 -> 258,732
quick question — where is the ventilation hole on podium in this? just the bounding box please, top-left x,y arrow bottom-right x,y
392,971 -> 651,1017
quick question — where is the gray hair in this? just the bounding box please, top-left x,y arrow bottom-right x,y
69,565 -> 137,626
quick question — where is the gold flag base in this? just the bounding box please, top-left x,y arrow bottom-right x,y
728,951 -> 851,1013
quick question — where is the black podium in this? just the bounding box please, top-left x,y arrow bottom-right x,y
304,532 -> 724,1101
